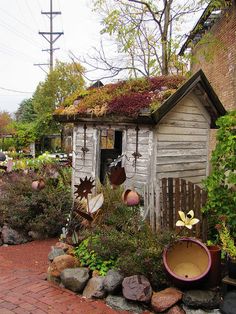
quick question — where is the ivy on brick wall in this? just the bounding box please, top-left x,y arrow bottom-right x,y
203,110 -> 236,237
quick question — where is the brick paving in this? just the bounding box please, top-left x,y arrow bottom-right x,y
0,239 -> 150,314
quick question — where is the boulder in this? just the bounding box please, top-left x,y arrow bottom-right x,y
151,287 -> 182,312
83,277 -> 105,299
54,241 -> 73,252
106,295 -> 144,313
28,231 -> 43,240
104,269 -> 124,294
166,305 -> 186,314
182,290 -> 221,310
220,291 -> 236,314
182,307 -> 221,314
49,255 -> 76,277
122,275 -> 152,302
48,247 -> 65,262
60,268 -> 89,293
1,225 -> 28,245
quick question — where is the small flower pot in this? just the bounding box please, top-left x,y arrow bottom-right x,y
163,237 -> 211,288
228,257 -> 236,279
205,245 -> 222,288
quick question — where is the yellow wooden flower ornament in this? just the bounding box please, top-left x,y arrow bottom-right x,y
176,210 -> 200,230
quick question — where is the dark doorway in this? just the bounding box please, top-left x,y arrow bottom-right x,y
100,130 -> 122,183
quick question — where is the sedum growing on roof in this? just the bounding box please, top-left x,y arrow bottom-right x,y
54,75 -> 186,118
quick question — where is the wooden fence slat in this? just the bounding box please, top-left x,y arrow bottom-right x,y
174,178 -> 180,222
162,178 -> 167,228
168,178 -> 174,229
194,185 -> 201,237
181,179 -> 187,212
188,181 -> 194,211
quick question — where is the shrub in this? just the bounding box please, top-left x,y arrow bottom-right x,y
74,238 -> 117,276
0,166 -> 72,237
81,203 -> 176,289
203,111 -> 236,238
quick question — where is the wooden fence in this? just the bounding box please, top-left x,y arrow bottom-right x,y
144,178 -> 208,240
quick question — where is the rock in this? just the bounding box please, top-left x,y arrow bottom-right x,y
49,255 -> 76,277
47,269 -> 61,284
106,295 -> 144,313
151,287 -> 182,312
48,247 -> 65,262
104,269 -> 124,294
182,306 -> 221,314
54,241 -> 73,252
182,290 -> 221,310
1,225 -> 28,245
166,305 -> 186,314
60,268 -> 89,293
122,275 -> 152,302
28,231 -> 43,240
220,291 -> 236,314
83,277 -> 106,299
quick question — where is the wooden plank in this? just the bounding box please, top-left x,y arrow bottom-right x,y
188,181 -> 194,211
161,178 -> 167,228
157,169 -> 206,179
158,126 -> 208,135
164,111 -> 206,122
157,162 -> 207,172
156,155 -> 207,165
157,134 -> 207,142
157,149 -> 207,157
194,185 -> 201,237
150,182 -> 155,232
160,119 -> 208,129
157,142 -> 207,149
174,178 -> 180,225
168,178 -> 174,229
181,179 -> 187,212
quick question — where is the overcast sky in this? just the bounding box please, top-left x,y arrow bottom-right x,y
0,0 -> 203,114
0,0 -> 102,114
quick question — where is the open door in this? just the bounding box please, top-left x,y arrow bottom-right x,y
100,129 -> 122,183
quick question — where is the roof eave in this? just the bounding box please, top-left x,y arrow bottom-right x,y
151,69 -> 227,128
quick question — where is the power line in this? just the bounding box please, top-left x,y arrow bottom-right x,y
0,86 -> 33,94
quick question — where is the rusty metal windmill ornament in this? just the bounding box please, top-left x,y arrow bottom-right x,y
73,176 -> 104,224
74,176 -> 95,200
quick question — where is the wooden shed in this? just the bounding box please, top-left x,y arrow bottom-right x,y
54,70 -> 226,197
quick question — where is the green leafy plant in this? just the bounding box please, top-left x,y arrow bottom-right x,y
74,238 -> 117,276
215,217 -> 236,259
0,166 -> 72,237
203,111 -> 236,238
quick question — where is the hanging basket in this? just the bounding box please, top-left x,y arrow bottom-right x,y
163,238 -> 211,287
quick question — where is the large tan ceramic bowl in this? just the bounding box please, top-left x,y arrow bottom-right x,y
163,238 -> 211,286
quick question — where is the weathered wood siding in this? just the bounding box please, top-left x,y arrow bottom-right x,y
123,126 -> 154,191
72,124 -> 153,193
73,124 -> 98,187
156,94 -> 210,186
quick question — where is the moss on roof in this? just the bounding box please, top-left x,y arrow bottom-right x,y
54,75 -> 186,118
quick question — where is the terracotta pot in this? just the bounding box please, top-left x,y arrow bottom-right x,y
205,245 -> 222,288
228,257 -> 236,279
32,178 -> 45,191
163,237 -> 211,288
122,189 -> 140,206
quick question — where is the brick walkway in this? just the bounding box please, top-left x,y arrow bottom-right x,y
0,239 -> 145,314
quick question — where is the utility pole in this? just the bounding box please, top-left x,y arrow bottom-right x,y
35,0 -> 63,73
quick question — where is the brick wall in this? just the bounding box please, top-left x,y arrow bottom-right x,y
191,4 -> 236,112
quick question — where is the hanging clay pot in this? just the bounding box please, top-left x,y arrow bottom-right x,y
122,189 -> 140,206
32,178 -> 45,191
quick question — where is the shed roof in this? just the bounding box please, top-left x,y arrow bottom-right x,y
54,70 -> 226,128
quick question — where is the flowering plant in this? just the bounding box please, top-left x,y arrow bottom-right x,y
176,210 -> 200,230
215,216 -> 236,259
